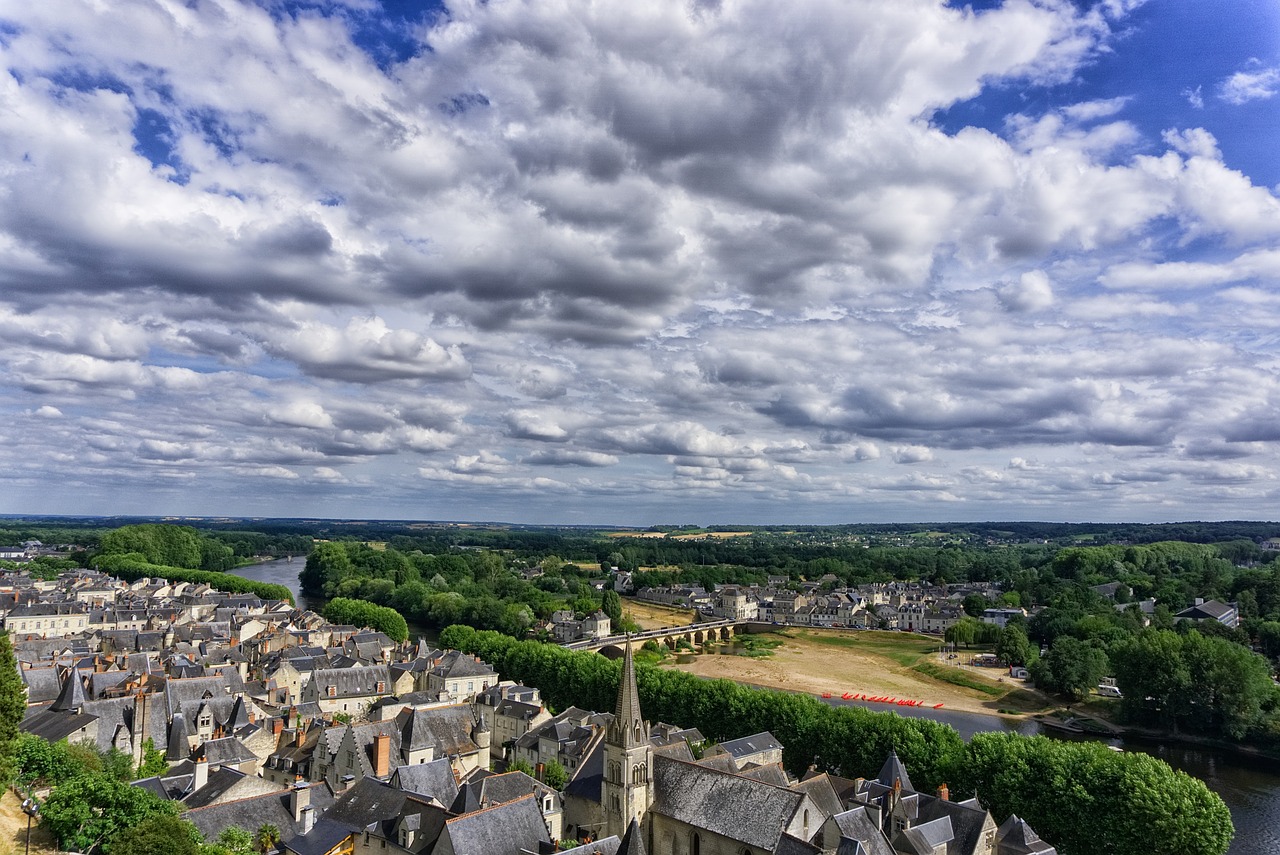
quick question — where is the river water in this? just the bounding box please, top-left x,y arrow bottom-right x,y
237,559 -> 1274,854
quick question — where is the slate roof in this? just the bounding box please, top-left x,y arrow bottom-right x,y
562,730 -> 606,803
471,770 -> 554,808
50,668 -> 87,712
791,773 -> 843,819
649,754 -> 808,851
322,777 -> 409,834
428,650 -> 496,680
181,767 -> 248,808
186,785 -> 338,848
896,816 -> 954,855
200,735 -> 259,767
876,751 -> 913,792
390,759 -> 458,805
21,667 -> 61,704
995,814 -> 1057,855
310,664 -> 391,699
436,794 -> 551,855
717,731 -> 782,761
19,708 -> 97,742
395,704 -> 480,758
829,807 -> 894,855
618,817 -> 647,855
914,792 -> 992,855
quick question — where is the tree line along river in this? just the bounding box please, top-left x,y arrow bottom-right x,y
239,558 -> 1276,855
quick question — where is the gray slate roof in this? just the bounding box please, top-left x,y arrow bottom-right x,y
436,794 -> 551,855
390,759 -> 458,805
650,754 -> 807,851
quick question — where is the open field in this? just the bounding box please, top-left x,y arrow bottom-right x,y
621,598 -> 699,630
661,628 -> 1053,716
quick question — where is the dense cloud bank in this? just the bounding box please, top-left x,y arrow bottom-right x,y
1,0 -> 1279,522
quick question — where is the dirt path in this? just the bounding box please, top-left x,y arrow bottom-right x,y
661,629 -> 1049,717
0,790 -> 58,855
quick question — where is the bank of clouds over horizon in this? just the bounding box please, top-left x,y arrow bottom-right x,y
1,0 -> 1279,522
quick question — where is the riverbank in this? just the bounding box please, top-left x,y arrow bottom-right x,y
659,628 -> 1053,718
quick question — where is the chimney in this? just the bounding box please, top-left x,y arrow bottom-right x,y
295,726 -> 306,748
535,762 -> 545,782
193,756 -> 209,792
936,783 -> 949,802
373,732 -> 391,778
271,718 -> 284,737
290,783 -> 311,822
299,805 -> 315,835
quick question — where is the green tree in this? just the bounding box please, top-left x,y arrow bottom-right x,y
962,593 -> 989,617
215,827 -> 254,855
601,589 -> 623,626
510,757 -> 534,776
301,543 -> 353,596
542,759 -> 568,790
1030,636 -> 1108,702
255,824 -> 281,855
109,815 -> 201,855
322,597 -> 409,642
136,739 -> 167,778
994,625 -> 1033,667
0,631 -> 26,781
40,773 -> 178,853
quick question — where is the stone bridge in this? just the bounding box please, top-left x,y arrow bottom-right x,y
563,619 -> 768,658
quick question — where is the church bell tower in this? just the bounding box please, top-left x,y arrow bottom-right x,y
602,637 -> 652,840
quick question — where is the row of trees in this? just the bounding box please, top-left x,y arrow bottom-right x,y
302,542 -> 629,637
322,597 -> 409,643
439,625 -> 1232,855
94,553 -> 293,604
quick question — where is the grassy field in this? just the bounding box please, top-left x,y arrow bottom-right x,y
665,628 -> 1054,716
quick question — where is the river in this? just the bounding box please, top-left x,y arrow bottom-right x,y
235,559 -> 1273,854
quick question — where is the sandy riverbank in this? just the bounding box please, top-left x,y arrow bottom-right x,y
659,629 -> 1050,718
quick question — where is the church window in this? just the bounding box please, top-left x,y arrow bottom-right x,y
803,809 -> 810,838
691,832 -> 701,855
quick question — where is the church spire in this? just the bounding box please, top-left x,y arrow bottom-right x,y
608,635 -> 645,748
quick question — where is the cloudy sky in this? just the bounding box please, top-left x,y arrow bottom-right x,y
2,0 -> 1279,525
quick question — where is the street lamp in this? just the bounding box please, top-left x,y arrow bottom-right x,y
22,797 -> 39,855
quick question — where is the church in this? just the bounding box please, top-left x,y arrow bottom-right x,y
561,639 -> 1057,855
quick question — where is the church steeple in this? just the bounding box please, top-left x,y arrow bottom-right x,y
608,636 -> 645,749
602,636 -> 652,840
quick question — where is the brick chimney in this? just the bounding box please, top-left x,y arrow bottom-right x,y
271,717 -> 284,737
373,732 -> 391,778
937,783 -> 949,802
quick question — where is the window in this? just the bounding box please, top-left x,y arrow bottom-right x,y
691,833 -> 701,855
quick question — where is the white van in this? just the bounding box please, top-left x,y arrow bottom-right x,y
1097,684 -> 1123,698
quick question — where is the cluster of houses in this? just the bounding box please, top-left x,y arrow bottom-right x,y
634,579 -> 1011,634
6,568 -> 1057,855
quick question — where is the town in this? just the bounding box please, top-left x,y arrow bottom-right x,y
5,566 -> 1058,855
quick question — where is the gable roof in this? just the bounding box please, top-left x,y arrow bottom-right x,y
649,754 -> 810,851
436,794 -> 551,855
